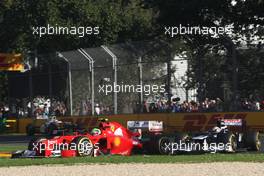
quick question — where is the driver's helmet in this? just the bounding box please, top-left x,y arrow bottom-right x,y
217,119 -> 225,128
91,128 -> 101,136
212,126 -> 221,133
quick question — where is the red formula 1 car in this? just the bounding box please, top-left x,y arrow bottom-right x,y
12,119 -> 142,158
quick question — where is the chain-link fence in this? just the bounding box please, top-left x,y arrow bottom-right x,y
61,41 -> 176,116
6,40 -> 199,117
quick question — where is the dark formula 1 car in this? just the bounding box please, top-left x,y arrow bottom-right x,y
26,116 -> 76,136
158,119 -> 262,154
13,119 -> 142,158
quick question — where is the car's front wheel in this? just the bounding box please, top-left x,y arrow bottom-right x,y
219,132 -> 237,152
72,136 -> 94,156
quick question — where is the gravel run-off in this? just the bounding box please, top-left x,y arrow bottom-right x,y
0,162 -> 263,176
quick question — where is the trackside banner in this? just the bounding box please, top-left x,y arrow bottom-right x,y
15,112 -> 264,133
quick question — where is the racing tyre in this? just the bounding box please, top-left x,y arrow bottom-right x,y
220,132 -> 237,153
72,136 -> 93,156
158,137 -> 173,155
245,131 -> 261,151
142,135 -> 162,154
26,124 -> 35,136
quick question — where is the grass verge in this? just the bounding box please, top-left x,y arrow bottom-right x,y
0,145 -> 26,152
0,153 -> 264,167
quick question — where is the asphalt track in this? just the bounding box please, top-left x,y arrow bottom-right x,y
0,135 -> 34,145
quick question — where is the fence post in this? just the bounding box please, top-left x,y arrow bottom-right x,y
138,56 -> 143,113
78,49 -> 95,116
101,46 -> 118,114
57,52 -> 73,116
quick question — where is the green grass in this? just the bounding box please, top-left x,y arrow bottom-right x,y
1,145 -> 264,167
0,145 -> 26,152
0,153 -> 264,167
0,133 -> 27,136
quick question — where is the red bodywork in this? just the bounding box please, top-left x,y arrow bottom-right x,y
32,121 -> 142,157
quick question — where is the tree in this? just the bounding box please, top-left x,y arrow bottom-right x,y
0,0 -> 154,53
144,0 -> 264,107
0,0 -> 155,107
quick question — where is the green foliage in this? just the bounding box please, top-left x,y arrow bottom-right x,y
237,49 -> 264,99
0,0 -> 154,53
145,0 -> 264,101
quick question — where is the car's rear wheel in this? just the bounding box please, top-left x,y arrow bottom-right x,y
158,137 -> 173,155
72,136 -> 93,156
245,131 -> 261,151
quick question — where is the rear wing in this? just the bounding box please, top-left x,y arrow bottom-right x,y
221,119 -> 247,132
127,121 -> 163,132
222,119 -> 243,126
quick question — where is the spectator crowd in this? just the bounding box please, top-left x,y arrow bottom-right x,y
76,99 -> 113,116
1,96 -> 264,118
27,96 -> 67,119
0,103 -> 9,119
0,96 -> 67,119
139,97 -> 264,113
